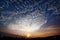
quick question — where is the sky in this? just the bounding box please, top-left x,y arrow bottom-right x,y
0,0 -> 60,37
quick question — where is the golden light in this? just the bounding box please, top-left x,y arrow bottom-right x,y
0,25 -> 60,38
26,33 -> 31,38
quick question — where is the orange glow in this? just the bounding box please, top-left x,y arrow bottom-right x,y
26,33 -> 31,38
0,26 -> 60,38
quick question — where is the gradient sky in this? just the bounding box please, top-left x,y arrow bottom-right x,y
0,0 -> 60,32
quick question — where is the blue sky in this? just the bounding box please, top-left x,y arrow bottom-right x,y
0,0 -> 60,29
